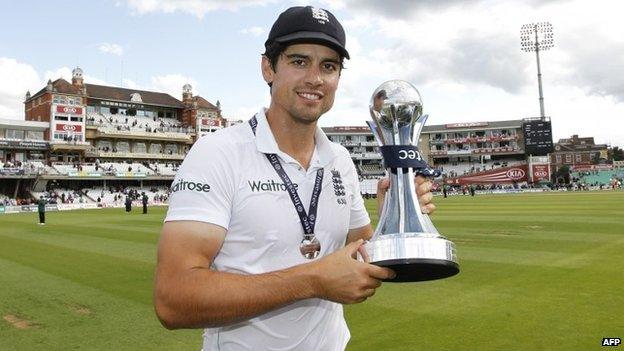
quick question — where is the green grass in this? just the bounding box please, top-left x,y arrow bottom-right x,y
1,192 -> 623,350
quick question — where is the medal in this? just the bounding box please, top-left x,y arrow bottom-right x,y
299,233 -> 321,259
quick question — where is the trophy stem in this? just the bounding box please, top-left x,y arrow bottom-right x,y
392,114 -> 407,234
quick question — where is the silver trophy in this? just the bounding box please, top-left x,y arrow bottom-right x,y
364,80 -> 459,282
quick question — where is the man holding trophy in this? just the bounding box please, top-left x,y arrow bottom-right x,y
155,5 -> 455,350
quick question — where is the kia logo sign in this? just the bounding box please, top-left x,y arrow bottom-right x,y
63,124 -> 77,131
506,169 -> 525,180
534,171 -> 548,177
56,105 -> 83,115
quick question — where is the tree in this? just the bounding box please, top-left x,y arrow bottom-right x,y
608,146 -> 624,161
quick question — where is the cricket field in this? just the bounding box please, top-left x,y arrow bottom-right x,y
0,191 -> 622,350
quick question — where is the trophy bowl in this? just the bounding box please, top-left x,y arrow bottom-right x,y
364,80 -> 459,282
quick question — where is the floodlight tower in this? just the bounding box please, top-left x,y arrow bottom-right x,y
521,22 -> 554,118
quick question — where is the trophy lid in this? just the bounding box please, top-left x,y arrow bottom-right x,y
370,80 -> 423,128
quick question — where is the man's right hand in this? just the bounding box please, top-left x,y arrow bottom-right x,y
310,239 -> 395,304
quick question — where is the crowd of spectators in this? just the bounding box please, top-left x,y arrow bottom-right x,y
102,185 -> 170,205
0,160 -> 45,175
87,113 -> 193,134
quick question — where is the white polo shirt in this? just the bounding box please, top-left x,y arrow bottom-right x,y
165,109 -> 370,351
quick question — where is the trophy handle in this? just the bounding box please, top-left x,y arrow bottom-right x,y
412,115 -> 442,178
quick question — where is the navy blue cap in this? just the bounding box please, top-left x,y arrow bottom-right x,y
265,6 -> 349,59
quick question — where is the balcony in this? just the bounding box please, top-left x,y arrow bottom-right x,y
97,151 -> 185,160
49,140 -> 92,151
96,127 -> 192,142
442,134 -> 518,144
350,152 -> 382,160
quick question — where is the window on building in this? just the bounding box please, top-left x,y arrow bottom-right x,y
28,152 -> 44,160
575,154 -> 582,163
164,144 -> 178,155
6,129 -> 25,139
116,141 -> 130,152
150,143 -> 162,154
565,154 -> 572,163
133,143 -> 147,153
97,140 -> 112,151
26,131 -> 44,140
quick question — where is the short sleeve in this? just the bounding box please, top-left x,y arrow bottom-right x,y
343,154 -> 370,229
164,135 -> 235,229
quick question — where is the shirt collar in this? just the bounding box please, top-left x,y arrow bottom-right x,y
252,108 -> 337,168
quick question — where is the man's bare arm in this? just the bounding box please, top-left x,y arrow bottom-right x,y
154,220 -> 393,329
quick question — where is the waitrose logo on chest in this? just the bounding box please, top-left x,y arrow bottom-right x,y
171,178 -> 211,193
248,179 -> 299,192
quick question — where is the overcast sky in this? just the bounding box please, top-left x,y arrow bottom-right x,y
0,0 -> 622,146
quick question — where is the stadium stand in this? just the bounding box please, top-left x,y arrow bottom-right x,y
572,170 -> 624,186
360,179 -> 380,196
2,66 -> 622,213
151,162 -> 179,176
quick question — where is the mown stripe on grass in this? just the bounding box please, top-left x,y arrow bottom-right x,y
0,230 -> 157,264
0,258 -> 201,350
458,246 -> 590,268
0,235 -> 154,305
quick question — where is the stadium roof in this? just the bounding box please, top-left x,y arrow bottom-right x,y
85,84 -> 184,108
192,96 -> 219,110
322,126 -> 372,134
321,120 -> 524,135
28,79 -> 82,101
422,119 -> 523,133
27,79 -> 186,109
0,118 -> 49,130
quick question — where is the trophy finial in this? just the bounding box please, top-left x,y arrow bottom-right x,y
369,80 -> 423,128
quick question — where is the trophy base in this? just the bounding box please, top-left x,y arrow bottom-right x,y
364,233 -> 459,282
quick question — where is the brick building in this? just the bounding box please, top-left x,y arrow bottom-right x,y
22,67 -> 225,163
550,134 -> 608,171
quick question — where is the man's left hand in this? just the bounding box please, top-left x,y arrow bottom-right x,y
376,175 -> 436,215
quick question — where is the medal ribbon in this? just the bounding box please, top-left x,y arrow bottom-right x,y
249,116 -> 323,235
